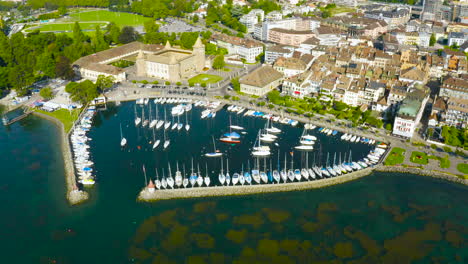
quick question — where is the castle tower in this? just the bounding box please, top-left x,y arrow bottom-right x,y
136,50 -> 146,77
165,40 -> 172,50
192,36 -> 205,72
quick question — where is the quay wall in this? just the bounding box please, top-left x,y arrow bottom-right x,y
138,166 -> 376,202
32,112 -> 89,205
376,166 -> 468,186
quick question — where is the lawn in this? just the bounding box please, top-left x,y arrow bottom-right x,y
35,108 -> 81,133
69,10 -> 151,27
331,6 -> 356,15
384,147 -> 406,166
25,22 -> 107,33
188,74 -> 223,85
410,151 -> 428,165
457,163 -> 468,175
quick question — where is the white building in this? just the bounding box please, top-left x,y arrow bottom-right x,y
393,89 -> 429,138
210,34 -> 263,63
265,45 -> 295,64
448,32 -> 468,47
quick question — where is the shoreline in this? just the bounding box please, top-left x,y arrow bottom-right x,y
376,166 -> 468,186
138,166 -> 376,202
32,112 -> 89,205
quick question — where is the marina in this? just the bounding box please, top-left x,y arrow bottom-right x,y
79,98 -> 387,200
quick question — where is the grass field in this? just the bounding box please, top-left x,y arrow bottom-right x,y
457,163 -> 468,175
69,10 -> 151,27
25,22 -> 107,33
384,147 -> 405,166
331,6 -> 356,15
188,74 -> 223,85
410,151 -> 428,165
35,108 -> 81,133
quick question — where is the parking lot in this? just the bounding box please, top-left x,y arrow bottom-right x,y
158,18 -> 204,33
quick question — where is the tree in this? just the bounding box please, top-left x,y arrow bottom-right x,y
58,6 -> 67,16
106,22 -> 121,44
55,55 -> 75,80
212,55 -> 225,69
144,20 -> 159,34
231,77 -> 240,92
179,32 -> 198,49
118,26 -> 138,44
39,87 -> 53,100
193,14 -> 199,23
92,25 -> 109,52
73,22 -> 86,44
429,34 -> 436,46
65,80 -> 99,104
385,123 -> 392,131
95,75 -> 115,92
35,49 -> 56,77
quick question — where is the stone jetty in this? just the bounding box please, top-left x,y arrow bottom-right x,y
138,166 -> 376,202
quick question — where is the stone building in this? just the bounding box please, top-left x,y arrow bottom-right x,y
240,66 -> 283,96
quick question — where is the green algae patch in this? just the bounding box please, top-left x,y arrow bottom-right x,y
158,209 -> 178,227
301,221 -> 320,233
262,208 -> 290,223
381,205 -> 412,223
191,233 -> 215,249
257,239 -> 279,257
151,254 -> 176,264
226,229 -> 248,244
382,222 -> 442,262
445,230 -> 463,248
209,252 -> 226,263
128,246 -> 152,261
233,213 -> 264,228
318,202 -> 338,212
280,239 -> 302,256
162,224 -> 189,252
193,201 -> 217,213
344,227 -> 381,257
186,255 -> 206,264
133,217 -> 158,244
216,213 -> 229,222
333,242 -> 354,259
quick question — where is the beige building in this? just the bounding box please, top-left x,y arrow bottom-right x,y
268,28 -> 315,47
136,39 -> 205,82
240,66 -> 283,96
74,38 -> 205,83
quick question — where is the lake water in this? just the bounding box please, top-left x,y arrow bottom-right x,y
0,102 -> 466,263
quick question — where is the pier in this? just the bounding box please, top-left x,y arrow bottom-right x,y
138,166 -> 377,202
2,109 -> 32,126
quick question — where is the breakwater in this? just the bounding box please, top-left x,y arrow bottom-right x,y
138,166 -> 376,202
32,112 -> 89,205
376,166 -> 468,186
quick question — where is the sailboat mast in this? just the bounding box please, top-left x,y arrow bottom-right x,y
191,158 -> 194,173
221,157 -> 224,173
277,151 -> 280,170
333,153 -> 336,166
120,123 -> 123,140
143,165 -> 147,186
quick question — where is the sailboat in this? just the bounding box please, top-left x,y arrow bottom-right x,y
156,106 -> 164,129
281,153 -> 288,183
152,127 -> 160,149
171,115 -> 177,130
325,152 -> 336,177
149,104 -> 157,128
218,158 -> 225,185
134,105 -> 141,126
232,171 -> 239,185
220,116 -> 241,144
161,169 -> 167,189
185,112 -> 190,131
273,152 -> 280,183
332,152 -> 342,176
260,158 -> 268,183
205,136 -> 223,157
155,168 -> 161,189
239,164 -> 245,185
196,164 -> 203,187
245,160 -> 252,184
120,123 -> 127,147
226,159 -> 231,185
177,115 -> 183,130
167,163 -> 175,188
189,158 -> 197,187
182,164 -> 189,188
175,162 -> 183,187
164,108 -> 171,130
266,118 -> 281,134
204,164 -> 211,187
252,131 -> 271,156
142,107 -> 149,127
163,127 -> 170,149
252,159 -> 261,184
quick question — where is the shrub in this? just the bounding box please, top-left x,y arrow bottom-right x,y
176,81 -> 182,86
268,104 -> 274,109
152,80 -> 159,84
165,81 -> 171,85
224,95 -> 230,99
257,101 -> 266,106
443,146 -> 453,153
440,156 -> 450,169
132,80 -> 137,84
232,96 -> 240,101
141,80 -> 148,84
457,163 -> 468,174
431,144 -> 437,149
189,82 -> 194,87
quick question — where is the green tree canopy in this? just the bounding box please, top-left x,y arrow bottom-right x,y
39,87 -> 54,99
212,54 -> 225,69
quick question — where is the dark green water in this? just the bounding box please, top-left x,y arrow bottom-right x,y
0,103 -> 467,264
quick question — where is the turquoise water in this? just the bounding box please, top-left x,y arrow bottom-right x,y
0,103 -> 467,263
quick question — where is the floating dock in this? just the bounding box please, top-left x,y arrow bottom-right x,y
3,110 -> 32,126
